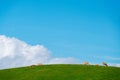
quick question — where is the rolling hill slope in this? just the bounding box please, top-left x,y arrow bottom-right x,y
0,64 -> 120,80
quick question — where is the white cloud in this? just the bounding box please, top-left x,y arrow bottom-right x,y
108,63 -> 120,67
1,35 -> 119,69
48,57 -> 79,64
103,56 -> 120,61
0,35 -> 78,69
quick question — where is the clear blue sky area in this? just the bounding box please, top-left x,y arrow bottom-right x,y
0,0 -> 120,64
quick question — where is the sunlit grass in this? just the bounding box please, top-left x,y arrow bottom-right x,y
0,64 -> 120,80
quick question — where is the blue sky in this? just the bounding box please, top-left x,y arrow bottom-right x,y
0,0 -> 120,65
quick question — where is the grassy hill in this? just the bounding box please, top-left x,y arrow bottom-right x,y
0,64 -> 120,80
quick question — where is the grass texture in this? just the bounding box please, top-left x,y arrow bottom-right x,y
0,64 -> 120,80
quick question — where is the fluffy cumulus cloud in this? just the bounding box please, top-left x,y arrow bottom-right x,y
0,35 -> 78,69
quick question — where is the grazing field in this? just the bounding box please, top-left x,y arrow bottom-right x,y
0,64 -> 120,80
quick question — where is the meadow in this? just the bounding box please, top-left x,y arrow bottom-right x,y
0,64 -> 120,80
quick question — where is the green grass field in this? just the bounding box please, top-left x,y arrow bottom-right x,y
0,64 -> 120,80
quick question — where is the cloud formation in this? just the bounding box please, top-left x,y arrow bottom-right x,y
0,35 -> 119,69
0,35 -> 78,69
48,57 -> 79,64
